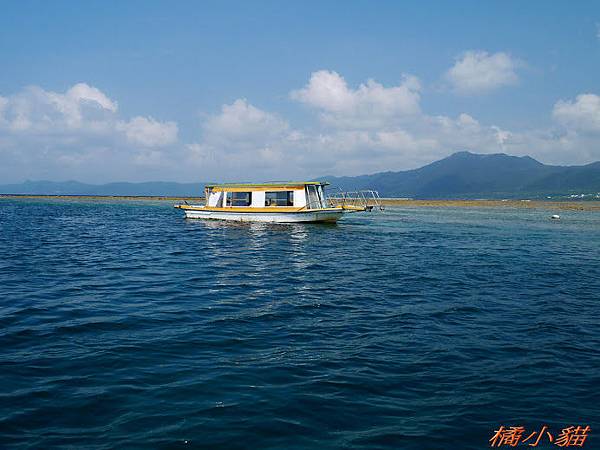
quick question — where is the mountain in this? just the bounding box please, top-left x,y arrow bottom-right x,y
1,152 -> 599,198
0,180 -> 204,197
322,152 -> 600,198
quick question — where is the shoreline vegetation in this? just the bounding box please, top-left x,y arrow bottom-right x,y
2,194 -> 600,211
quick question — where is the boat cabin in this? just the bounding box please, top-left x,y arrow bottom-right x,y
175,180 -> 376,222
204,182 -> 330,210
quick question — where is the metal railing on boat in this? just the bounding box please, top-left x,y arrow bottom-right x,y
327,189 -> 385,211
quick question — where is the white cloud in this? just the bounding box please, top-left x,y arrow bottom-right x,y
118,116 -> 178,147
0,83 -> 177,146
185,142 -> 215,164
179,71 -> 600,181
4,72 -> 600,184
65,83 -> 118,112
182,96 -> 518,179
457,113 -> 479,128
0,96 -> 8,121
285,70 -> 525,173
0,83 -> 179,182
291,70 -> 421,128
185,92 -> 439,180
203,98 -> 288,141
182,99 -> 293,180
1,84 -> 119,133
552,94 -> 600,132
445,51 -> 519,94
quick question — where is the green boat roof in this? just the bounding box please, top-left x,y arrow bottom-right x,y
205,181 -> 330,188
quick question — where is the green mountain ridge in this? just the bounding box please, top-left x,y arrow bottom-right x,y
322,151 -> 600,198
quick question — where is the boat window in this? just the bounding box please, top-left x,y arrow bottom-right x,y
231,192 -> 252,207
214,192 -> 224,207
225,192 -> 232,206
306,185 -> 322,209
208,190 -> 223,207
317,185 -> 327,207
265,191 -> 294,206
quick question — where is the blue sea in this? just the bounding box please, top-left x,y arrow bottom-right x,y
1,198 -> 599,449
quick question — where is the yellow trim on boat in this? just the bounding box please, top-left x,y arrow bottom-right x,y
206,181 -> 328,190
341,205 -> 367,211
211,186 -> 306,192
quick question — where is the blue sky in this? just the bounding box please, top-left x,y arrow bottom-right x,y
1,0 -> 600,183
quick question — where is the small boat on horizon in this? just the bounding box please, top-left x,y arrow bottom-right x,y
174,181 -> 379,223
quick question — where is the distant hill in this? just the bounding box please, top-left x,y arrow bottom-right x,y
322,151 -> 600,198
0,180 -> 204,197
2,152 -> 600,198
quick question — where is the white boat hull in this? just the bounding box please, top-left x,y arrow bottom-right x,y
181,208 -> 345,223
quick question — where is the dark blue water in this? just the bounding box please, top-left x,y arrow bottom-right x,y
1,198 -> 599,449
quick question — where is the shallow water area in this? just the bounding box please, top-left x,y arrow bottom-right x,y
1,198 -> 599,449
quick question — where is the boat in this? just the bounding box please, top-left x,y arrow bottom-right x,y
174,181 -> 378,223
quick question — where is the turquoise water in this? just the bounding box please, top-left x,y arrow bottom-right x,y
1,198 -> 599,449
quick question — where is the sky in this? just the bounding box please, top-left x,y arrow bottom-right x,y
1,0 -> 600,183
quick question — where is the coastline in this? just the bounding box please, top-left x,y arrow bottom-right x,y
2,194 -> 600,211
378,199 -> 600,211
0,194 -> 205,202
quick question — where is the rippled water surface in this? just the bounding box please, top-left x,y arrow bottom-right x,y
1,198 -> 599,449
